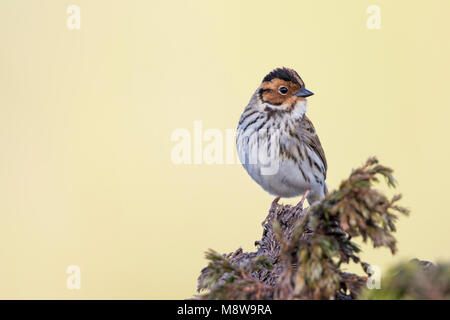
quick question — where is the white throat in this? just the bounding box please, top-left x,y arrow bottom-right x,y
259,98 -> 308,120
291,100 -> 307,119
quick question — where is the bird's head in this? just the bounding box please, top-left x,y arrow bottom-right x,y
257,67 -> 313,114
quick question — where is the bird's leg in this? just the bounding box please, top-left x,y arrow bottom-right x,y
295,189 -> 310,210
272,196 -> 280,206
262,197 -> 280,225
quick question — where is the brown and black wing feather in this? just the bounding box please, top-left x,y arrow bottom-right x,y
298,116 -> 327,180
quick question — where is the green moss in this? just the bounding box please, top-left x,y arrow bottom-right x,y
197,157 -> 418,300
360,260 -> 450,300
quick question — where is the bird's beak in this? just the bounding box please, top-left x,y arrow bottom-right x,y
295,87 -> 314,98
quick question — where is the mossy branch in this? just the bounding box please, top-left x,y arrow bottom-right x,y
196,157 -> 410,300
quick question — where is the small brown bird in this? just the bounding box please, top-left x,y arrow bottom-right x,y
236,67 -> 327,205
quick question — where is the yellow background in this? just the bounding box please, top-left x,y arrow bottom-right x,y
0,0 -> 449,299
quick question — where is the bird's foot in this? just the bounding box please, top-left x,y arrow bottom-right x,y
295,189 -> 310,210
262,197 -> 280,225
272,196 -> 280,206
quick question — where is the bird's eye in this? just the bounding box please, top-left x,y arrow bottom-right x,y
278,86 -> 288,95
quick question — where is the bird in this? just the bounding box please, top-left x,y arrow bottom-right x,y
236,67 -> 327,207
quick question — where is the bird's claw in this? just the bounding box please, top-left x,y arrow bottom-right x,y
262,197 -> 280,225
295,189 -> 310,210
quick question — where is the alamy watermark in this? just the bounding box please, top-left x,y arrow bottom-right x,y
67,5 -> 81,30
66,265 -> 81,290
366,4 -> 381,30
366,265 -> 382,289
171,120 -> 281,175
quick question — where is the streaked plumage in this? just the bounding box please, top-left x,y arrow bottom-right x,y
236,67 -> 327,204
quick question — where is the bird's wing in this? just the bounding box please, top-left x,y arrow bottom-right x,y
298,115 -> 327,179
